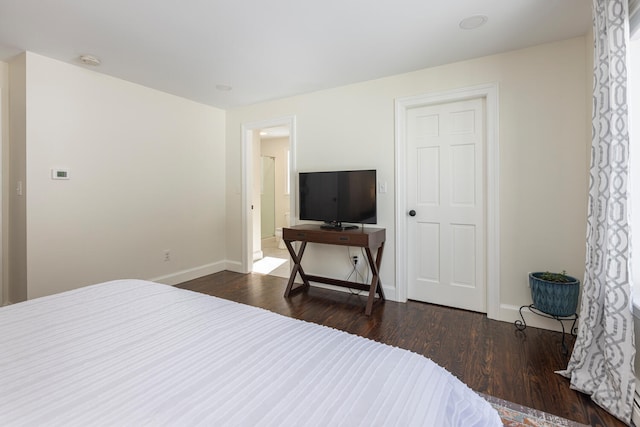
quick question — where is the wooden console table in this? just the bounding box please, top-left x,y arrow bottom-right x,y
282,224 -> 386,315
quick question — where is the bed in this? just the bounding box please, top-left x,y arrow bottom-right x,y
0,279 -> 501,426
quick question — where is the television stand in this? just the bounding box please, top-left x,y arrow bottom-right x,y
282,224 -> 386,315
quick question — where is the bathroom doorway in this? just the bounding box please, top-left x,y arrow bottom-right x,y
252,126 -> 292,278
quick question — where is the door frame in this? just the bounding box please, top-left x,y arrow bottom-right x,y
241,115 -> 296,274
395,83 -> 500,320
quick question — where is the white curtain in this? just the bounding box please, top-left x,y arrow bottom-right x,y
557,0 -> 635,424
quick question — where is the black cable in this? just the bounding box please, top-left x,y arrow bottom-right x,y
346,247 -> 365,295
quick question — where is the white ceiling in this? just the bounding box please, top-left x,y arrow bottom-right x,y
0,0 -> 592,109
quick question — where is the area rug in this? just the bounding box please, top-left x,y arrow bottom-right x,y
481,393 -> 589,427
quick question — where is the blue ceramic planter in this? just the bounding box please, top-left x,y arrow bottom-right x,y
529,272 -> 580,317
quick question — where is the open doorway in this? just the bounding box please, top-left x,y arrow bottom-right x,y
242,116 -> 297,277
249,124 -> 293,278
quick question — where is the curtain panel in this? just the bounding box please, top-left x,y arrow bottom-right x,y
558,0 -> 635,424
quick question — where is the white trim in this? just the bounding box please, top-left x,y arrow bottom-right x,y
499,304 -> 575,333
308,282 -> 397,302
0,88 -> 3,307
150,261 -> 227,286
241,116 -> 297,274
225,260 -> 244,273
394,83 -> 500,320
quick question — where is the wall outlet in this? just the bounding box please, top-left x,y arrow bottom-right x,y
352,255 -> 359,265
163,250 -> 171,262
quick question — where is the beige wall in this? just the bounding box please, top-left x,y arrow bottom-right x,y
8,54 -> 27,303
0,60 -> 8,305
1,37 -> 593,331
12,52 -> 227,300
226,36 -> 590,327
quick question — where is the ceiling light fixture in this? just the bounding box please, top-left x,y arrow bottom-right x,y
79,54 -> 101,66
459,15 -> 488,30
216,84 -> 233,91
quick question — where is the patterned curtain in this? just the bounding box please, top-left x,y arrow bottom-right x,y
557,0 -> 635,423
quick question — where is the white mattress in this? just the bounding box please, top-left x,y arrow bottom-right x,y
0,280 -> 501,426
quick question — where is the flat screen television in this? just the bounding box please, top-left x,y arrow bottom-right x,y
299,169 -> 377,230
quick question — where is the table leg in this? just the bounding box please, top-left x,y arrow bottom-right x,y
373,242 -> 385,299
284,240 -> 310,297
364,242 -> 385,315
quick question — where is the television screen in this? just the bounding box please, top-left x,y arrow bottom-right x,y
299,170 -> 377,229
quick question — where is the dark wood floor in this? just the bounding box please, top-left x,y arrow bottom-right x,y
177,271 -> 624,427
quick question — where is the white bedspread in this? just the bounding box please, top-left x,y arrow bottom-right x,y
0,280 -> 501,426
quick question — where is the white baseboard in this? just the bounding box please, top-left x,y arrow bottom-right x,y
497,304 -> 577,333
253,250 -> 264,261
306,281 -> 397,302
150,261 -> 227,286
225,260 -> 244,273
382,285 -> 397,302
149,266 -> 572,330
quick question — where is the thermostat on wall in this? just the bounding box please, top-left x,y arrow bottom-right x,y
51,168 -> 70,180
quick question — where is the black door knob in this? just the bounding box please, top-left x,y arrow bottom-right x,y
409,210 -> 416,217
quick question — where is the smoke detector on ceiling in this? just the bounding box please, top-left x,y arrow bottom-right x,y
79,54 -> 101,66
459,15 -> 488,30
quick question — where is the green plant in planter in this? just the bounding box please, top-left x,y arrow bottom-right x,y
538,270 -> 573,283
529,271 -> 580,317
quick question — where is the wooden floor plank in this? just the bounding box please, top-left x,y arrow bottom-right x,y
177,271 -> 624,427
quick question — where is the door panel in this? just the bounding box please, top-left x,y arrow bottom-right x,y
451,224 -> 476,287
451,144 -> 476,205
407,98 -> 486,312
417,147 -> 440,204
418,222 -> 440,282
